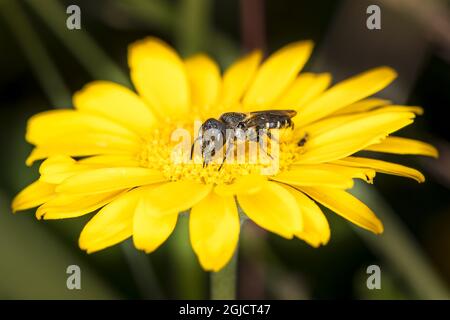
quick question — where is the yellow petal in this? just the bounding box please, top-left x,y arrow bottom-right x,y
26,110 -> 137,145
73,81 -> 157,136
39,155 -> 99,184
26,133 -> 141,165
296,113 -> 356,139
297,137 -> 377,165
272,165 -> 354,189
297,105 -> 408,139
34,132 -> 140,149
365,137 -> 438,158
297,113 -> 355,139
296,67 -> 397,126
37,190 -> 126,220
290,163 -> 376,184
128,37 -> 190,121
190,193 -> 239,271
184,54 -> 221,115
243,41 -> 314,109
376,105 -> 423,115
332,156 -> 425,183
297,111 -> 415,164
276,73 -> 331,109
137,181 -> 212,215
237,181 -> 302,238
300,186 -> 383,234
79,154 -> 141,167
282,186 -> 330,246
332,98 -> 391,116
128,37 -> 182,67
56,167 -> 166,194
295,106 -> 417,146
39,155 -> 76,183
79,189 -> 141,253
214,174 -> 267,196
219,50 -> 262,110
12,180 -> 55,212
133,196 -> 178,253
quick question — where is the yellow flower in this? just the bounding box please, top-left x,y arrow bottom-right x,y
12,37 -> 438,272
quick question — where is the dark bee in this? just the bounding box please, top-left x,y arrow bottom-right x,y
191,110 -> 297,169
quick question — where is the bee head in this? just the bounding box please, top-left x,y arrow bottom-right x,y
193,118 -> 226,166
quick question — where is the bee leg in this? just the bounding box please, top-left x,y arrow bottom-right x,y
258,132 -> 273,160
190,136 -> 201,160
190,142 -> 196,160
285,118 -> 294,130
260,141 -> 274,160
202,150 -> 212,168
218,139 -> 234,171
265,130 -> 279,143
203,153 -> 212,168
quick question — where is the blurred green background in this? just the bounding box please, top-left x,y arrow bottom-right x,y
0,0 -> 449,299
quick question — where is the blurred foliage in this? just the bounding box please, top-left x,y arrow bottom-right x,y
0,0 -> 449,299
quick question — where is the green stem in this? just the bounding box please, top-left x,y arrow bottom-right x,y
210,251 -> 238,300
121,240 -> 163,299
168,214 -> 204,299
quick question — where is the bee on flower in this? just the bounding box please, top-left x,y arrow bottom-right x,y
12,37 -> 437,272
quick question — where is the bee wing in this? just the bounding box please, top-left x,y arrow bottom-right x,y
249,109 -> 297,118
219,112 -> 248,127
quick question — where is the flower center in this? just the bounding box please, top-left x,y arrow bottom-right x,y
139,124 -> 303,185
